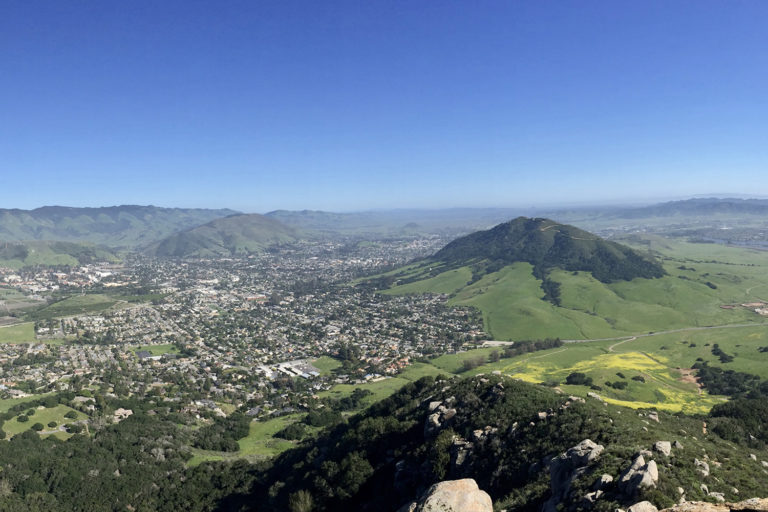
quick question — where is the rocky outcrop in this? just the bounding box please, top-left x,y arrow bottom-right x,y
658,498 -> 768,512
543,439 -> 604,512
396,478 -> 492,512
618,454 -> 659,496
629,501 -> 660,512
423,403 -> 457,438
695,458 -> 710,477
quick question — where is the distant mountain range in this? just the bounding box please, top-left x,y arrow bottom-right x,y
2,198 -> 768,262
148,213 -> 299,258
0,205 -> 238,249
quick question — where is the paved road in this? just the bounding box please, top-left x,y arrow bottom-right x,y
563,322 -> 768,345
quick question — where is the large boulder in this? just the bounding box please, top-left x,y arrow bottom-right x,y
396,478 -> 492,512
543,440 -> 605,512
628,501 -> 659,512
619,455 -> 659,496
654,441 -> 672,457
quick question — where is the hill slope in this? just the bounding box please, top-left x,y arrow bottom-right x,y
0,205 -> 238,249
149,213 -> 299,257
365,220 -> 768,340
240,374 -> 768,511
0,240 -> 118,268
433,217 -> 665,283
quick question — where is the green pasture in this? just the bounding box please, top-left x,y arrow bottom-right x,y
135,344 -> 180,356
26,294 -> 117,321
311,356 -> 342,375
0,322 -> 37,343
3,404 -> 87,440
187,414 -> 308,466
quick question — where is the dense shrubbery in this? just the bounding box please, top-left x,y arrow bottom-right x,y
565,372 -> 593,387
503,338 -> 563,358
275,422 -> 307,440
711,344 -> 734,363
193,412 -> 250,452
304,409 -> 342,428
692,361 -> 763,396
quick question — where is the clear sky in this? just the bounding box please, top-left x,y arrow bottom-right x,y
2,1 -> 767,212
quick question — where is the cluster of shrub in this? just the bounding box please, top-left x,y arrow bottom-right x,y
710,343 -> 734,363
460,338 -> 564,372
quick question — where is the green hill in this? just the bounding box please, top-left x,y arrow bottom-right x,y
0,205 -> 238,249
432,217 -> 665,283
148,213 -> 299,257
364,218 -> 689,340
0,240 -> 118,268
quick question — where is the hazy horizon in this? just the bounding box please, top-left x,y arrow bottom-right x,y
5,192 -> 768,215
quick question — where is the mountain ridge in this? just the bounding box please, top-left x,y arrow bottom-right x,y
148,213 -> 300,258
0,205 -> 239,249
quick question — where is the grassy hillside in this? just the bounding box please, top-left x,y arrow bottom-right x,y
380,238 -> 768,340
0,240 -> 118,268
149,213 -> 299,257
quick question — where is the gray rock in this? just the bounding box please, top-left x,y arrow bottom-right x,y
398,478 -> 492,512
709,492 -> 725,503
646,460 -> 659,483
544,440 -> 604,512
619,455 -> 659,496
673,440 -> 684,450
424,405 -> 458,438
627,501 -> 659,512
654,441 -> 672,457
594,473 -> 613,490
694,458 -> 710,477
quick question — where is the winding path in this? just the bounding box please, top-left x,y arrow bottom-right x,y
562,321 -> 768,345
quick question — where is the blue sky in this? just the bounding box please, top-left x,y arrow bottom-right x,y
2,1 -> 767,212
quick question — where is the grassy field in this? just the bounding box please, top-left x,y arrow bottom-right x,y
2,404 -> 87,440
0,394 -> 52,414
319,377 -> 411,406
311,356 -> 342,375
25,294 -> 117,321
135,344 -> 180,356
0,322 -> 37,343
187,414 -> 307,466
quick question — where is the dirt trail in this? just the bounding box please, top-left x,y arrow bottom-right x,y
607,336 -> 636,352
